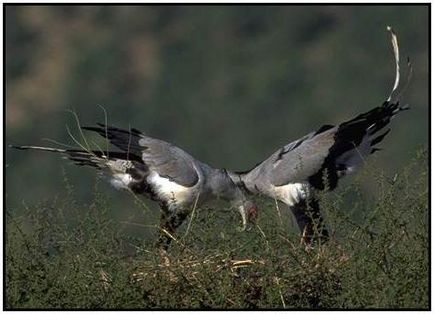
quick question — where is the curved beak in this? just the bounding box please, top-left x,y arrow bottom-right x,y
237,202 -> 258,231
238,204 -> 248,231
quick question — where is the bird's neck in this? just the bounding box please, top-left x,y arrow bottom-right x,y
196,164 -> 237,201
227,170 -> 255,195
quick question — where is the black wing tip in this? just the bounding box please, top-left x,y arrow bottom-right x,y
370,147 -> 382,154
95,123 -> 143,135
81,126 -> 101,132
371,129 -> 391,146
383,100 -> 410,112
399,104 -> 410,111
82,124 -> 144,138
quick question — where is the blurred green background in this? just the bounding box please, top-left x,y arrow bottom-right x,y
6,5 -> 429,222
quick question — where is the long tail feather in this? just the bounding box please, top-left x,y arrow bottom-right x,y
10,145 -> 143,167
10,145 -> 67,153
11,144 -> 150,192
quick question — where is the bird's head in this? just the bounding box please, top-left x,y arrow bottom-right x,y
236,199 -> 259,231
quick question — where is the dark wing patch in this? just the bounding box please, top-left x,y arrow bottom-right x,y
307,101 -> 406,190
370,129 -> 391,146
314,124 -> 335,135
82,124 -> 145,156
83,124 -> 200,187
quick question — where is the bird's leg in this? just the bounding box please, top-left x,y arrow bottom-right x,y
156,203 -> 173,251
157,215 -> 175,251
290,198 -> 329,245
156,206 -> 190,251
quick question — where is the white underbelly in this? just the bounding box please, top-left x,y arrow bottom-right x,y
273,183 -> 308,206
110,173 -> 133,190
147,171 -> 197,208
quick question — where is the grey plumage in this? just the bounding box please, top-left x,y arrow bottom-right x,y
230,101 -> 408,243
266,129 -> 335,187
11,125 -> 257,249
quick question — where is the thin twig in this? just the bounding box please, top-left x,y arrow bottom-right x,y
183,192 -> 201,239
129,124 -> 134,161
66,109 -> 91,151
275,276 -> 286,309
42,138 -> 76,149
65,124 -> 91,154
97,104 -> 110,158
119,221 -> 157,229
91,140 -> 107,158
274,197 -> 283,226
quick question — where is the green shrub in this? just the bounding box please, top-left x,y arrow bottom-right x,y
5,150 -> 428,309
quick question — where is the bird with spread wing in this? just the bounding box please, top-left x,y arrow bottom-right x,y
228,26 -> 410,244
12,125 -> 258,250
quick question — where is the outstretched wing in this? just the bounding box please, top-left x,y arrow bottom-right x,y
268,126 -> 336,187
82,124 -> 199,187
265,101 -> 408,189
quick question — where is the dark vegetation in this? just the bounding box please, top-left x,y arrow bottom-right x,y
6,150 -> 428,309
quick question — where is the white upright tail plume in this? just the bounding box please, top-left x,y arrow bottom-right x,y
386,25 -> 413,104
386,26 -> 400,102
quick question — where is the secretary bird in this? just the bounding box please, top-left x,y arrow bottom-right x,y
12,125 -> 258,250
229,26 -> 410,244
